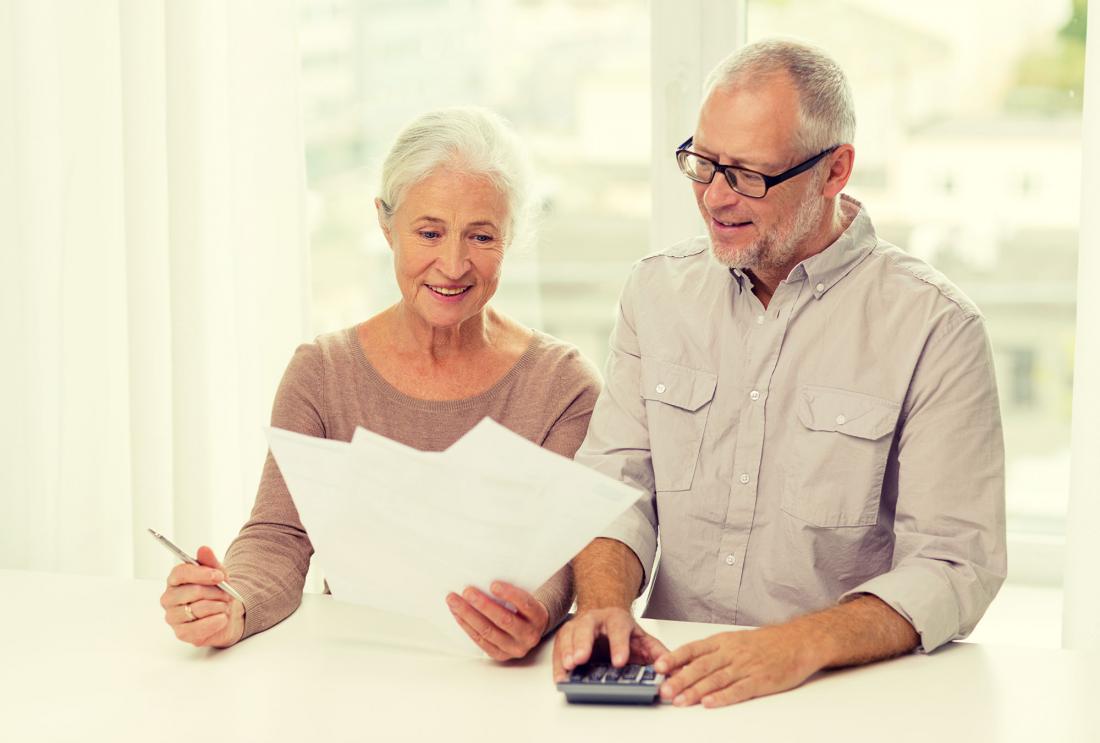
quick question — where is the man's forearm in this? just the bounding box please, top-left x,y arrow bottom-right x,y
792,594 -> 920,670
572,538 -> 643,611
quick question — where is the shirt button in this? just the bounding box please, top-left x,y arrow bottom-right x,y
750,390 -> 760,401
739,473 -> 750,485
815,282 -> 825,292
725,554 -> 736,566
835,414 -> 846,425
756,315 -> 764,325
655,383 -> 666,394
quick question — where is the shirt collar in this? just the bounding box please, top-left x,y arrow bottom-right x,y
725,194 -> 877,299
799,194 -> 877,300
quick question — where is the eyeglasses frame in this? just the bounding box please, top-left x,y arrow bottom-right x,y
675,137 -> 840,198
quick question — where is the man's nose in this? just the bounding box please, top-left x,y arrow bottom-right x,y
703,172 -> 743,213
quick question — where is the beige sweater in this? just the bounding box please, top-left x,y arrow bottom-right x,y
224,325 -> 602,641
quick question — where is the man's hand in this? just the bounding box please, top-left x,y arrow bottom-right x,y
552,607 -> 669,682
654,625 -> 821,708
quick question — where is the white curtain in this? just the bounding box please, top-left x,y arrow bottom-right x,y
0,0 -> 310,580
1063,1 -> 1100,650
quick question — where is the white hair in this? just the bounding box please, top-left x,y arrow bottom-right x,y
377,106 -> 535,249
704,38 -> 856,157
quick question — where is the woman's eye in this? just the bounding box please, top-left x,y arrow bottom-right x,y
471,234 -> 494,243
419,230 -> 441,240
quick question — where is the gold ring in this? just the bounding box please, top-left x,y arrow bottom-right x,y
183,603 -> 196,622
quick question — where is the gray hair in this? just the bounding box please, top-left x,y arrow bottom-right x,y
704,38 -> 855,157
377,106 -> 534,249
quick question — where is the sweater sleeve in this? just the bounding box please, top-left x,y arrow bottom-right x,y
224,343 -> 324,641
531,347 -> 603,634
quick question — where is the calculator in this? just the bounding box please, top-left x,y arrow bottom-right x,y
556,663 -> 666,705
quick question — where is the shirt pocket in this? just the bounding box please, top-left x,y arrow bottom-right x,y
640,358 -> 717,492
781,384 -> 900,527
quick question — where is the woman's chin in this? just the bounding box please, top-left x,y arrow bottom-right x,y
413,299 -> 486,329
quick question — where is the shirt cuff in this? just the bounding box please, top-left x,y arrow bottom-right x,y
840,564 -> 960,653
598,505 -> 658,596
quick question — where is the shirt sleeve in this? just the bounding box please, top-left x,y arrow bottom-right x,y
840,312 -> 1007,652
223,343 -> 321,641
574,265 -> 660,594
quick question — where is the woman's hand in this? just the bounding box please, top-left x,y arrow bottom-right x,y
160,546 -> 245,648
446,581 -> 549,661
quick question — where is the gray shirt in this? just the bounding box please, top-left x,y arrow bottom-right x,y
578,195 -> 1006,652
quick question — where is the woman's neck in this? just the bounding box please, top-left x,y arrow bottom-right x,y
388,302 -> 497,364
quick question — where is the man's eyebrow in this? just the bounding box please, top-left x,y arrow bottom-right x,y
692,141 -> 775,172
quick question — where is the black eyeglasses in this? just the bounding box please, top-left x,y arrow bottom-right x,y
675,137 -> 838,198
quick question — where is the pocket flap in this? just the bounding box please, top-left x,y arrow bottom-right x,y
797,385 -> 900,441
640,358 -> 717,412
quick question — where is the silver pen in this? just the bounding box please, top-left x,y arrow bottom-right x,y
147,528 -> 245,603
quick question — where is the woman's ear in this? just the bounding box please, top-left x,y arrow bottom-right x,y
375,198 -> 393,248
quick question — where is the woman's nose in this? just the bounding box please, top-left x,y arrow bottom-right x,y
438,236 -> 471,278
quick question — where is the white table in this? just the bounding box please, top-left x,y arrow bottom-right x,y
2,569 -> 1096,742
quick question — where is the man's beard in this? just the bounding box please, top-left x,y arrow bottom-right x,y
710,194 -> 823,274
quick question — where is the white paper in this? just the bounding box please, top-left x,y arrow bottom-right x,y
264,418 -> 642,656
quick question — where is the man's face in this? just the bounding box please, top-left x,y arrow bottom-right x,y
691,73 -> 827,274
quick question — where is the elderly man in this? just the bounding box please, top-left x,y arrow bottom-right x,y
553,39 -> 1006,708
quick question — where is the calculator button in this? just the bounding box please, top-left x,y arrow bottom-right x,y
585,667 -> 607,683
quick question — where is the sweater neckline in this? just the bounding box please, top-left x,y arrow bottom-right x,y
344,325 -> 543,412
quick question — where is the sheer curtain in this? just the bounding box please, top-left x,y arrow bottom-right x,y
1063,1 -> 1099,650
0,0 -> 310,580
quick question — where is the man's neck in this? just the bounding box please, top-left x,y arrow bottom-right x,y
750,201 -> 852,309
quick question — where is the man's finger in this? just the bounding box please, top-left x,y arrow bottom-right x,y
654,636 -> 715,674
669,661 -> 739,706
701,676 -> 761,708
630,630 -> 670,664
565,614 -> 596,670
659,651 -> 724,703
552,629 -> 569,682
605,611 -> 638,667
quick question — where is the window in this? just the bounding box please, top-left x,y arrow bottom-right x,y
297,0 -> 650,368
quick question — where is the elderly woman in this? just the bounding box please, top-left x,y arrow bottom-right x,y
158,107 -> 600,660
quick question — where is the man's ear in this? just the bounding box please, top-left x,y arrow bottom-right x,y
375,198 -> 393,248
822,144 -> 855,198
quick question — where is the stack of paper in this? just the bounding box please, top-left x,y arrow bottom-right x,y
264,417 -> 641,656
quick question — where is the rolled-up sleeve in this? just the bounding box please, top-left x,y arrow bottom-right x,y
841,312 -> 1007,652
574,266 -> 659,592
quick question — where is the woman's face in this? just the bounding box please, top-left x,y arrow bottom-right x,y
378,168 -> 510,331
